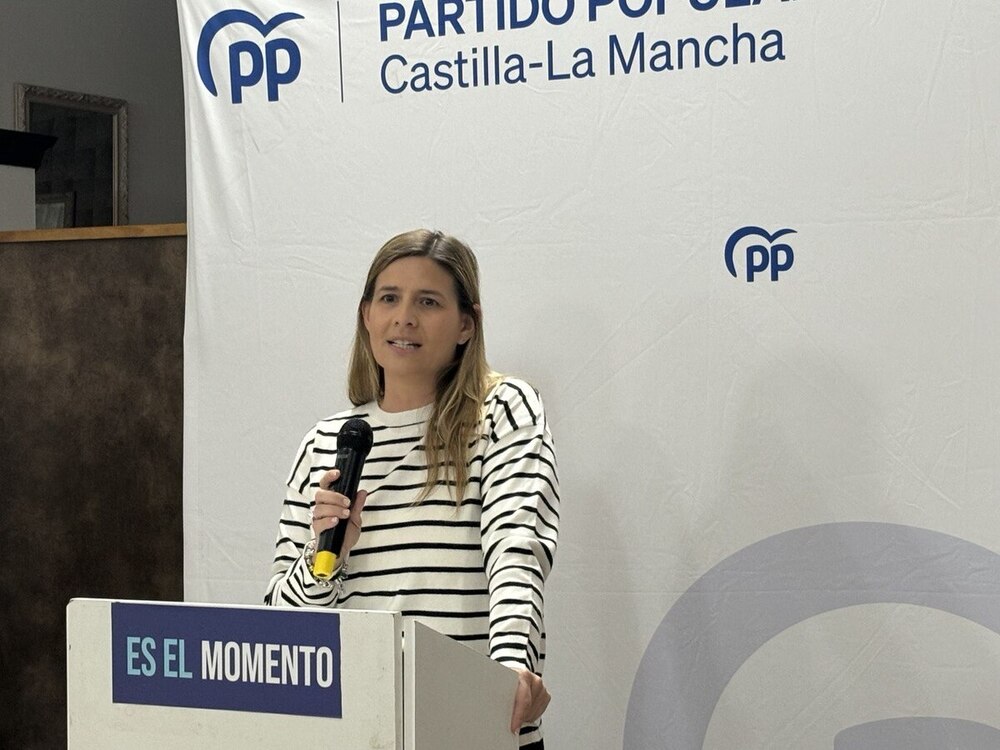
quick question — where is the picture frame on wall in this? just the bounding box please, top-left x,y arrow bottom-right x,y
14,83 -> 128,227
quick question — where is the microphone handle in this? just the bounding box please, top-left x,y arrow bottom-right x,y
313,449 -> 366,580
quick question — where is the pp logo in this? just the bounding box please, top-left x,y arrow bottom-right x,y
197,9 -> 304,104
625,523 -> 1000,750
725,226 -> 796,282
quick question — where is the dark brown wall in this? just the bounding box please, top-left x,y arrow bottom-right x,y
0,232 -> 185,749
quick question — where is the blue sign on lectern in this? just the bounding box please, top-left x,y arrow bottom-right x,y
111,602 -> 342,718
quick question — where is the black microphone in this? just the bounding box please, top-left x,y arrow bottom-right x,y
312,417 -> 374,580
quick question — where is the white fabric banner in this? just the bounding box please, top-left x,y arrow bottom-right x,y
178,0 -> 1000,746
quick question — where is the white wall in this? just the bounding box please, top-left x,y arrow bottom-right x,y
0,165 -> 34,230
0,0 -> 185,224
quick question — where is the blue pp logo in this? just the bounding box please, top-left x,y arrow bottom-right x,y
725,226 -> 796,282
197,9 -> 304,104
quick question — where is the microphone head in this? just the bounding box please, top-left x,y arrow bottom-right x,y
338,417 -> 374,456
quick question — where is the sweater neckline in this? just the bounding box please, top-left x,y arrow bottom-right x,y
370,400 -> 434,427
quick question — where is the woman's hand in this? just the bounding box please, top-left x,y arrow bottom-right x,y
511,668 -> 550,734
311,468 -> 367,558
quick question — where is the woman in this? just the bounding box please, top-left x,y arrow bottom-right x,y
265,229 -> 559,748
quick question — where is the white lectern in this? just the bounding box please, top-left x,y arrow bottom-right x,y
67,598 -> 519,749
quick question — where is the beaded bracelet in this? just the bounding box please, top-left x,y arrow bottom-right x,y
303,539 -> 347,589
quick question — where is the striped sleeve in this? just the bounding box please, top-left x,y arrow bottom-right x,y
479,380 -> 559,673
263,425 -> 342,608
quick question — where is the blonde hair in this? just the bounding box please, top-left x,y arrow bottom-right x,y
348,229 -> 500,503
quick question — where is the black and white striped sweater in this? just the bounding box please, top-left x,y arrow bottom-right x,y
265,378 -> 559,745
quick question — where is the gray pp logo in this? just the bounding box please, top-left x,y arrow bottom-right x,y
624,523 -> 1000,749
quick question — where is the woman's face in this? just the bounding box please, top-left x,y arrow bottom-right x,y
362,256 -> 475,397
